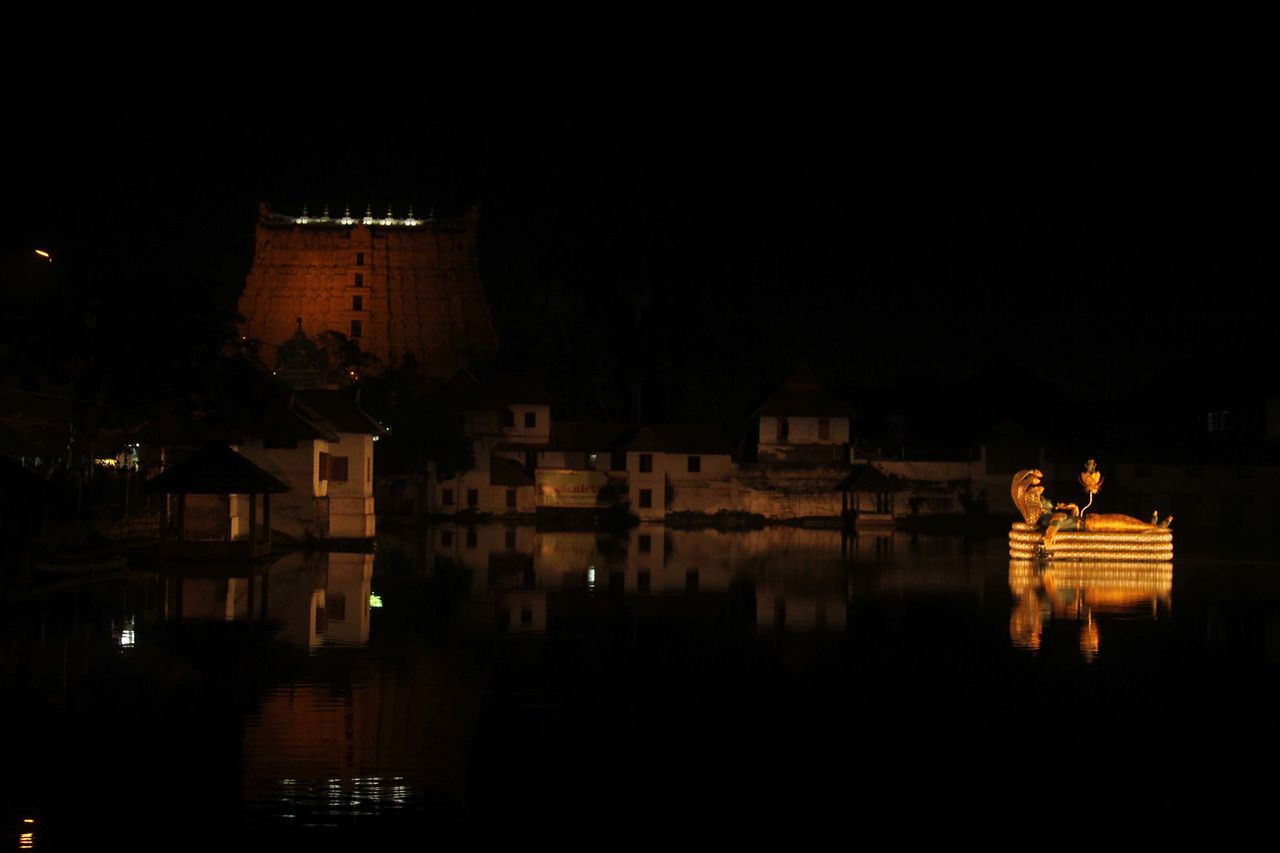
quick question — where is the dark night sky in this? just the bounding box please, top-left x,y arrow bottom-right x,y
6,36 -> 1277,406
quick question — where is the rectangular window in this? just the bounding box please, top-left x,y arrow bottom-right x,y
524,411 -> 537,428
638,488 -> 652,509
778,418 -> 789,441
637,570 -> 650,592
502,409 -> 515,428
818,418 -> 830,441
356,252 -> 364,266
505,529 -> 517,549
354,273 -> 364,287
639,453 -> 653,473
610,451 -> 626,471
466,528 -> 477,548
318,451 -> 330,481
352,295 -> 363,311
350,320 -> 362,339
441,529 -> 453,547
442,488 -> 454,506
467,488 -> 479,507
687,455 -> 701,473
638,533 -> 651,553
506,488 -> 516,508
329,456 -> 349,482
521,608 -> 533,625
525,450 -> 537,470
328,594 -> 346,622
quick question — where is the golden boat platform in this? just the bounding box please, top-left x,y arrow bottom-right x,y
1008,522 -> 1173,562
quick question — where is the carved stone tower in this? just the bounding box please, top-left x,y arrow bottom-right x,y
238,203 -> 499,378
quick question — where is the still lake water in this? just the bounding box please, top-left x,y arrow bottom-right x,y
3,524 -> 1279,847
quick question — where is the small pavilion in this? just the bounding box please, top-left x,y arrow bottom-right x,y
836,463 -> 904,528
142,443 -> 290,561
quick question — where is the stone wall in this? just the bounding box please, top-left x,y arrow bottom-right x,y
732,463 -> 851,519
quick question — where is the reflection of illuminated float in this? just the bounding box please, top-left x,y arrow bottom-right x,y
1008,461 -> 1173,562
1008,559 -> 1172,660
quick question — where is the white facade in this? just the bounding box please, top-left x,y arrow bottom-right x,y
757,415 -> 851,463
236,432 -> 376,540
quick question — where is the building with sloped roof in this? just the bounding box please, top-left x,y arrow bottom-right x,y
751,368 -> 854,463
139,360 -> 384,541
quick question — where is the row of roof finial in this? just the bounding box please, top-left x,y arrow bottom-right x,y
293,203 -> 434,227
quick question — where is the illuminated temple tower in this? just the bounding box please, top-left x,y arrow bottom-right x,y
239,203 -> 499,378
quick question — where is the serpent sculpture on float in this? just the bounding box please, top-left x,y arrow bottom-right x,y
1008,460 -> 1173,562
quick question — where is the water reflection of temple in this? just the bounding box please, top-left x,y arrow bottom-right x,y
156,551 -> 374,649
415,523 -> 985,635
240,644 -> 480,827
1008,560 -> 1173,660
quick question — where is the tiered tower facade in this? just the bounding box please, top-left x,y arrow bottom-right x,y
239,203 -> 498,377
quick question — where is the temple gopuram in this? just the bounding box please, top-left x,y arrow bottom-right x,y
239,203 -> 499,379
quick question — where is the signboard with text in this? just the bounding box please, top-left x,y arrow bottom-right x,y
535,468 -> 611,508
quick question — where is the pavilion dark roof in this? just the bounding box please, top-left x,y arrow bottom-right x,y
142,444 -> 290,495
836,463 -> 905,493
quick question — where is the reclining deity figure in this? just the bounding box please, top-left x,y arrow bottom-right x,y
1011,462 -> 1172,549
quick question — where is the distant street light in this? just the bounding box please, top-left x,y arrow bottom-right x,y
34,249 -> 52,262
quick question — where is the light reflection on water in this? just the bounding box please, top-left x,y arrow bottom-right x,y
6,524 -> 1280,840
1009,560 -> 1173,660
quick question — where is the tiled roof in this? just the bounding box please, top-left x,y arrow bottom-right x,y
753,368 -> 853,418
615,424 -> 734,455
294,389 -> 384,435
490,455 -> 535,487
436,368 -> 552,410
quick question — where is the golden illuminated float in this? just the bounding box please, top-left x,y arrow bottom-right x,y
1008,460 -> 1173,561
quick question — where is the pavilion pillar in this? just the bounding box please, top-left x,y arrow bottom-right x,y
246,570 -> 256,624
260,565 -> 270,620
263,494 -> 272,550
176,494 -> 186,540
249,492 -> 258,551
